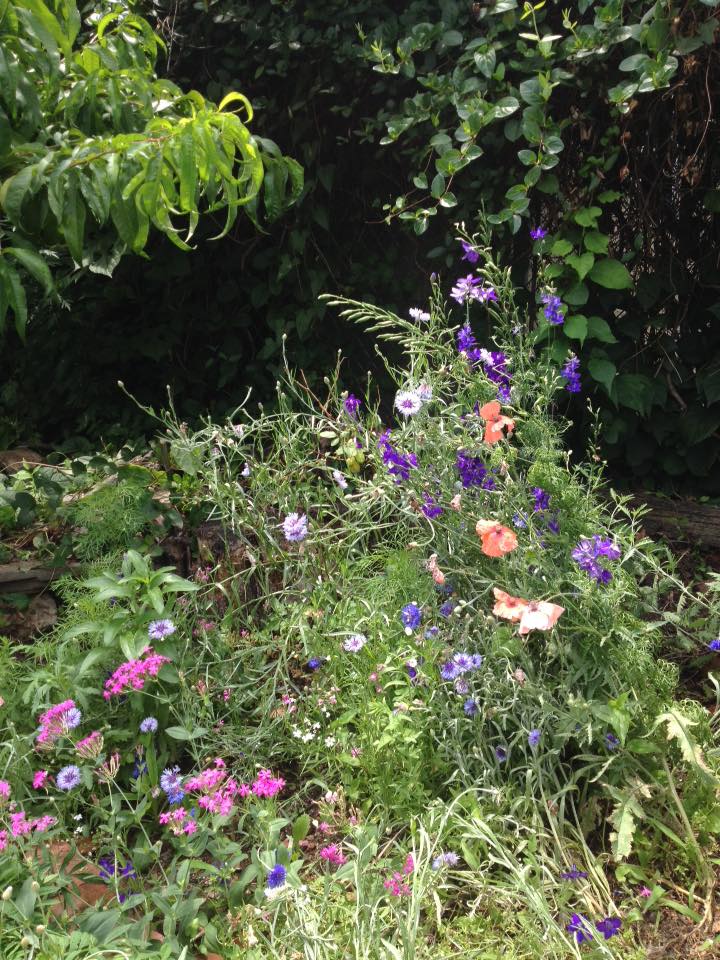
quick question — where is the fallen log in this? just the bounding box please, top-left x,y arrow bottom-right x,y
0,560 -> 81,594
630,495 -> 720,547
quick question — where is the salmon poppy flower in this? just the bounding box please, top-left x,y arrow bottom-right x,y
476,520 -> 518,557
479,401 -> 515,445
492,588 -> 529,621
425,553 -> 446,585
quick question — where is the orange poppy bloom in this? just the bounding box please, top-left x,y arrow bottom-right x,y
492,587 -> 529,622
476,519 -> 518,557
518,600 -> 565,635
479,401 -> 515,445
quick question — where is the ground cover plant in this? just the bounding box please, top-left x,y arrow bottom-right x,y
0,232 -> 719,958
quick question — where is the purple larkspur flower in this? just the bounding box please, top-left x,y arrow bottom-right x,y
148,619 -> 175,641
98,857 -> 115,880
57,764 -> 82,791
709,638 -> 720,652
401,603 -> 422,631
439,599 -> 454,618
460,241 -> 480,263
282,512 -> 308,543
546,513 -> 560,535
457,324 -> 477,354
421,493 -> 443,519
344,394 -> 361,417
513,512 -> 528,529
572,535 -> 620,583
463,698 -> 478,716
561,355 -> 581,393
528,729 -> 541,749
532,487 -> 551,512
394,390 -> 423,417
140,717 -> 158,734
561,864 -> 589,881
378,431 -> 417,483
451,275 -> 483,304
530,226 -> 547,240
595,917 -> 621,940
541,293 -> 565,325
567,914 -> 593,944
456,451 -> 495,490
605,732 -> 620,750
266,864 -> 287,889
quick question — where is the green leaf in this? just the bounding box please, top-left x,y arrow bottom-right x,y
586,315 -> 617,343
609,787 -> 646,860
652,709 -> 715,779
615,373 -> 656,415
564,282 -> 588,306
430,173 -> 445,198
4,247 -> 53,295
0,259 -> 28,337
567,252 -> 594,280
292,813 -> 311,845
583,231 -> 609,254
550,239 -> 572,257
563,315 -> 588,344
573,206 -> 601,227
589,258 -> 633,290
588,356 -> 616,395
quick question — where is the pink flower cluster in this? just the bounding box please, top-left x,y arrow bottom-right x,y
319,844 -> 346,866
76,731 -> 104,760
384,853 -> 414,897
185,758 -> 241,816
9,811 -> 56,838
159,807 -> 198,836
36,700 -> 78,747
33,770 -> 48,790
252,768 -> 286,799
103,647 -> 170,700
0,780 -> 10,800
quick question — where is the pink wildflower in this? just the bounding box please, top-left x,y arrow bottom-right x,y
32,770 -> 48,790
320,844 -> 347,866
36,700 -> 79,748
76,731 -> 104,760
639,886 -> 652,898
384,873 -> 411,897
251,769 -> 286,799
403,854 -> 414,875
0,780 -> 10,800
0,830 -> 7,851
103,647 -> 170,700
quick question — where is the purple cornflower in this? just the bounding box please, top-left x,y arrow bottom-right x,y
424,626 -> 439,640
528,729 -> 541,749
541,293 -> 565,325
440,662 -> 460,681
401,603 -> 422,632
441,653 -> 483,680
140,717 -> 158,734
464,698 -> 478,716
451,275 -> 483,304
333,469 -> 348,490
282,512 -> 308,543
605,732 -> 620,751
378,431 -> 417,483
460,241 -> 480,263
160,766 -> 185,804
567,914 -> 593,944
57,764 -> 82,791
530,226 -> 547,240
307,657 -> 326,671
456,451 -> 495,490
439,599 -> 454,618
513,512 -> 528,529
595,917 -> 621,940
343,634 -> 367,653
421,493 -> 443,519
532,487 -> 551,512
148,619 -> 175,641
708,639 -> 720,652
432,851 -> 459,869
561,355 -> 582,393
560,865 -> 589,881
344,394 -> 361,417
409,307 -> 430,323
394,389 -> 423,417
494,746 -> 507,763
64,708 -> 82,729
266,864 -> 287,890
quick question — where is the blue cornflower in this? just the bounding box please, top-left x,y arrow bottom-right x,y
605,732 -> 620,751
140,717 -> 158,734
439,600 -> 454,618
463,698 -> 478,716
709,639 -> 720,652
160,766 -> 185,804
567,913 -> 593,944
57,765 -> 82,791
64,708 -> 82,729
307,657 -> 326,671
440,662 -> 460,681
282,512 -> 308,543
528,729 -> 541,749
266,864 -> 287,889
541,293 -> 565,325
148,619 -> 175,640
432,851 -> 460,869
561,355 -> 582,393
401,603 -> 422,632
495,746 -> 508,763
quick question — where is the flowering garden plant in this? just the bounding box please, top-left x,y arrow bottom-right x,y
1,231 -> 719,958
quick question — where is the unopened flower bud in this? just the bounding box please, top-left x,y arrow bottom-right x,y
1,885 -> 12,900
35,924 -> 45,933
31,881 -> 40,893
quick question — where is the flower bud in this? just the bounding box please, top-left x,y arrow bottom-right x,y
1,885 -> 12,900
31,881 -> 40,893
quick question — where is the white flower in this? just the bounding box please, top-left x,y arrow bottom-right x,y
324,736 -> 337,748
241,462 -> 251,477
394,390 -> 423,417
409,307 -> 430,323
416,382 -> 433,403
343,633 -> 367,652
333,469 -> 348,490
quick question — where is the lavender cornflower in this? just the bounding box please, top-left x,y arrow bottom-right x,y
541,293 -> 565,325
64,708 -> 82,730
450,275 -> 483,304
709,639 -> 720,652
378,432 -> 417,483
282,512 -> 308,543
494,746 -> 508,763
560,865 -> 589,881
266,864 -> 287,890
160,766 -> 185,804
394,390 -> 423,417
344,394 -> 361,417
528,729 -> 541,749
605,732 -> 620,751
439,599 -> 454,618
456,452 -> 495,490
530,226 -> 547,240
140,717 -> 158,734
401,603 -> 422,633
561,355 -> 582,393
409,307 -> 430,323
148,619 -> 175,640
454,677 -> 470,695
333,469 -> 348,490
513,512 -> 528,529
432,851 -> 460,869
532,487 -> 551,512
595,917 -> 621,941
464,698 -> 478,717
343,634 -> 367,653
422,493 -> 443,519
460,241 -> 480,263
307,657 -> 326,671
57,765 -> 82,791
567,914 -> 594,944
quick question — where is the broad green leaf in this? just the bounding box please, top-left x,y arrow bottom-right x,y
586,315 -> 617,343
4,247 -> 53,295
587,356 -> 616,394
652,709 -> 715,779
550,239 -> 572,257
567,252 -> 594,280
583,231 -> 609,254
589,258 -> 633,289
563,314 -> 588,343
609,786 -> 647,859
